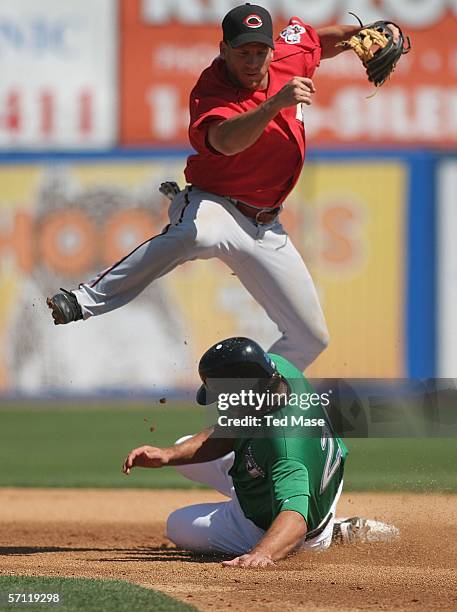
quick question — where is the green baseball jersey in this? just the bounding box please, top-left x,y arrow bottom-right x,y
229,353 -> 348,531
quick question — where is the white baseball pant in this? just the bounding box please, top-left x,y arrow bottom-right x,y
166,435 -> 343,555
73,187 -> 328,370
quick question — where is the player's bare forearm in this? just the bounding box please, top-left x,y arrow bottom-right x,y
251,510 -> 307,560
208,76 -> 316,156
222,510 -> 307,568
208,97 -> 282,156
168,427 -> 235,465
122,428 -> 234,474
317,25 -> 361,59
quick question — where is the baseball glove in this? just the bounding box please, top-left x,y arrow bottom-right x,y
337,14 -> 411,87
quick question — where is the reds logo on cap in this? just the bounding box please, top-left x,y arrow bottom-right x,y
243,14 -> 263,29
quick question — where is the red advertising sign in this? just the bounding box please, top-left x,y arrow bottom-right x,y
120,0 -> 219,146
120,0 -> 457,147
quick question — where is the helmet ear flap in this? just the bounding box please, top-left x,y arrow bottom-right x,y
261,370 -> 283,395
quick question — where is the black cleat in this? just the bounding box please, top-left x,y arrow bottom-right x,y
46,288 -> 83,325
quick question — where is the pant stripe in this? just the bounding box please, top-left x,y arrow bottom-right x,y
89,187 -> 192,288
89,188 -> 193,289
89,224 -> 172,288
177,186 -> 191,224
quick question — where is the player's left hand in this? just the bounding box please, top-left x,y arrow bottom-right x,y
337,18 -> 410,88
222,552 -> 275,568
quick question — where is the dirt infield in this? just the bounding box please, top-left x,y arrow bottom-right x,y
1,489 -> 456,611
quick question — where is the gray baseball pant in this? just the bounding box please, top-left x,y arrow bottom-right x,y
73,186 -> 329,370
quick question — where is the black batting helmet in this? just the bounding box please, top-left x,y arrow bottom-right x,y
196,337 -> 277,405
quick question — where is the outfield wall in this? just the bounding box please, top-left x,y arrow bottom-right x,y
0,148 -> 448,396
437,158 -> 457,377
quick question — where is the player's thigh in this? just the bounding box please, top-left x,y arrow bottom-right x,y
166,499 -> 264,555
173,435 -> 234,497
232,226 -> 327,336
186,189 -> 253,256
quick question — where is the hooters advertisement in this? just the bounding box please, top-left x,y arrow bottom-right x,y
121,0 -> 457,147
0,0 -> 117,149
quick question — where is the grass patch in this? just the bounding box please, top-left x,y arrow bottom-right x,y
0,403 -> 206,488
0,576 -> 196,612
343,438 -> 457,492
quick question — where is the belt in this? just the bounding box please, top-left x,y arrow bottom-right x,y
226,197 -> 282,225
304,512 -> 333,542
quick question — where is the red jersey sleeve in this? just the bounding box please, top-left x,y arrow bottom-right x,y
274,17 -> 322,77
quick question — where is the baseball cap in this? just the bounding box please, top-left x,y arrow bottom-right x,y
222,3 -> 274,50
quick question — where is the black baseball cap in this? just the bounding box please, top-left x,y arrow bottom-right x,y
222,3 -> 274,50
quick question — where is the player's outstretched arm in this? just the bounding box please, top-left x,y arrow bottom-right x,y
317,25 -> 363,59
208,76 -> 315,156
222,510 -> 307,568
170,427 -> 235,465
122,427 -> 234,474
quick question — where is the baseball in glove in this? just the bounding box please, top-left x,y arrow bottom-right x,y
337,13 -> 411,87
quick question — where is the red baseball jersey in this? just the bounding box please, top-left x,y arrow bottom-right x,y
184,17 -> 322,208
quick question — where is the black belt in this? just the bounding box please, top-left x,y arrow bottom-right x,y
304,512 -> 333,541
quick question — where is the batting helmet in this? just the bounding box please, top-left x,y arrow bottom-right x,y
196,337 -> 277,405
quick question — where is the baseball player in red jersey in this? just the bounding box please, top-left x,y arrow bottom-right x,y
47,4 -> 398,371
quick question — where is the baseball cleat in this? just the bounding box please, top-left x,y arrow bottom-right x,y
332,516 -> 400,544
159,181 -> 182,200
46,288 -> 83,325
